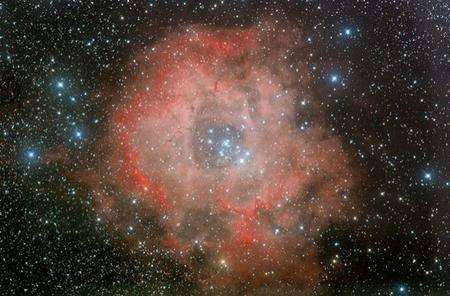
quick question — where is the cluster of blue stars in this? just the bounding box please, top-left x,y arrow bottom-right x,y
205,126 -> 252,167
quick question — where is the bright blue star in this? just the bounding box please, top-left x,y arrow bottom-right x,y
25,148 -> 39,163
398,284 -> 408,293
340,27 -> 358,38
424,172 -> 432,180
328,72 -> 346,88
299,121 -> 310,131
27,150 -> 36,158
86,38 -> 95,47
75,130 -> 83,139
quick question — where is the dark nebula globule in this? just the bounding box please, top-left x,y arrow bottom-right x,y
1,1 -> 449,295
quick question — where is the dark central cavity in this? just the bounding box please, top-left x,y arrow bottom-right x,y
193,121 -> 251,169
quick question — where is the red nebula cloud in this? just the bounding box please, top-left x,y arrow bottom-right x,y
93,22 -> 357,292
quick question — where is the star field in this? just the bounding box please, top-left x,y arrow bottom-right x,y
1,1 -> 449,295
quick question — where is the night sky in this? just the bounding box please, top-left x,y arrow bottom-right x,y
1,1 -> 449,295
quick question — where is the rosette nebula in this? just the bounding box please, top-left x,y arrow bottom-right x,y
5,2 -> 449,295
95,23 -> 357,291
